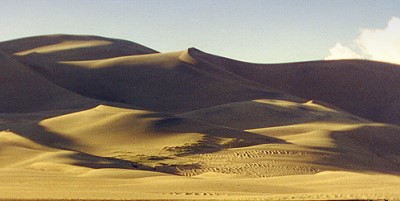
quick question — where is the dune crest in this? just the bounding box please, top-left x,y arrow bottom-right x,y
59,49 -> 197,69
0,34 -> 399,200
14,40 -> 112,56
186,48 -> 400,125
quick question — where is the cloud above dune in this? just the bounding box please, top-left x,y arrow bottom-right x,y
325,17 -> 400,65
325,43 -> 363,60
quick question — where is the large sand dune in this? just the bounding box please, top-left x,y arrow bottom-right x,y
188,48 -> 400,125
0,34 -> 399,200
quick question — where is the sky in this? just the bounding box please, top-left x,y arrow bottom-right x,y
1,0 -> 399,64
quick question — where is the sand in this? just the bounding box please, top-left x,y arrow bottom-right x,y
0,34 -> 399,200
188,48 -> 400,125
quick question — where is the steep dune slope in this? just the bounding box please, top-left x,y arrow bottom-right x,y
189,48 -> 400,125
0,50 -> 99,112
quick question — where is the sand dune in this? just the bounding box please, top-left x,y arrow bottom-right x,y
179,99 -> 365,130
0,34 -> 157,59
0,35 -> 399,200
0,49 -> 99,113
4,38 -> 298,113
188,48 -> 400,125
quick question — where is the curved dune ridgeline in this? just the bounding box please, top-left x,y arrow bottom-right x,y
188,48 -> 400,125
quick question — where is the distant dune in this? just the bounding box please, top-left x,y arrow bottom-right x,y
0,34 -> 399,200
188,48 -> 400,125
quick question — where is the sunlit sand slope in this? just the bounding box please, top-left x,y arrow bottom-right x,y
0,34 -> 157,59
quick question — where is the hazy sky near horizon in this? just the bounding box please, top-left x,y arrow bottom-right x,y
1,0 -> 399,63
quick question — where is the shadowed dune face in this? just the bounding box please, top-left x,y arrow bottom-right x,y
188,48 -> 400,125
0,35 -> 400,200
179,99 -> 365,130
0,50 -> 101,113
261,60 -> 400,125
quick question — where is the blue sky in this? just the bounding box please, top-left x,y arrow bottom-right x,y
1,0 -> 399,63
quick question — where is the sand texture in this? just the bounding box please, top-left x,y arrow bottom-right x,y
0,34 -> 399,200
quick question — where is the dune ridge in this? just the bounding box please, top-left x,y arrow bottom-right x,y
0,34 -> 399,200
3,38 -> 298,113
0,49 -> 100,113
186,48 -> 400,125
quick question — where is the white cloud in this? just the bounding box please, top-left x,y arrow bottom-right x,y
325,17 -> 400,65
325,43 -> 363,60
